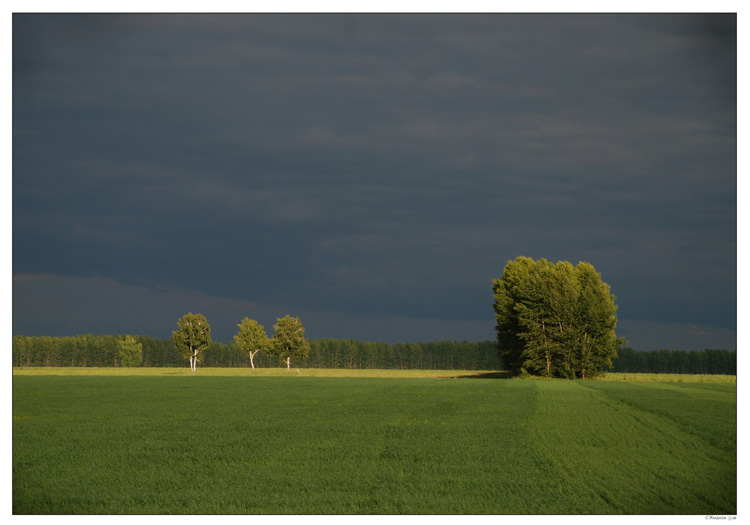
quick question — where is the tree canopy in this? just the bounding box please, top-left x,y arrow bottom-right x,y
493,256 -> 625,378
234,317 -> 270,371
117,335 -> 143,367
269,315 -> 311,371
172,312 -> 212,373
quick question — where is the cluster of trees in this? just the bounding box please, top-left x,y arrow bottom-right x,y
493,256 -> 626,378
11,335 -> 500,371
172,313 -> 310,373
232,315 -> 310,372
611,347 -> 736,375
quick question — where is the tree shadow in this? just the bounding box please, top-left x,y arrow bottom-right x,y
449,371 -> 512,379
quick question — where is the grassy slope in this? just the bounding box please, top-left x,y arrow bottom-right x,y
12,373 -> 736,514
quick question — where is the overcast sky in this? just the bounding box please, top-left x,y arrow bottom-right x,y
12,13 -> 737,350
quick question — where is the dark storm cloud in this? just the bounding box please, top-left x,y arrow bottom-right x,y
13,14 -> 736,348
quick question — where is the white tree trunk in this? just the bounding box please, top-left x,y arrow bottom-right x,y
249,350 -> 257,371
190,350 -> 198,373
286,356 -> 291,371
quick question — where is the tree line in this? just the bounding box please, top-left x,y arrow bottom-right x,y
8,334 -> 737,375
11,334 -> 501,370
610,347 -> 736,375
11,333 -> 735,374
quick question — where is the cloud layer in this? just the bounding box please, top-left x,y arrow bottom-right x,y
13,14 -> 736,348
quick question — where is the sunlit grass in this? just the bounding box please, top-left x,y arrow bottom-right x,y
13,374 -> 736,514
13,368 -> 736,383
527,380 -> 736,513
11,367 -> 502,378
598,372 -> 736,383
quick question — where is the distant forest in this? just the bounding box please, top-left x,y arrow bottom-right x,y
12,335 -> 499,371
610,346 -> 735,375
11,335 -> 737,375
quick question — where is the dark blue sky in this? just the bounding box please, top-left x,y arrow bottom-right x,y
12,13 -> 738,349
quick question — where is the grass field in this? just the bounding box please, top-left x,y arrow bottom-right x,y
12,368 -> 736,514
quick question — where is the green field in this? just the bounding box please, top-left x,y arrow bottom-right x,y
13,369 -> 736,514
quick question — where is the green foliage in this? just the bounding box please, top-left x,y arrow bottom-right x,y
171,313 -> 212,372
269,315 -> 311,370
10,336 -> 502,370
13,376 -> 736,514
12,334 -> 133,367
234,318 -> 270,370
612,347 -> 737,375
12,335 -> 736,375
493,256 -> 626,378
117,336 -> 143,367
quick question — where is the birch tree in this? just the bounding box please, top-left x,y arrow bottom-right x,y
269,315 -> 310,371
234,317 -> 270,371
572,262 -> 624,379
172,312 -> 212,373
492,256 -> 536,375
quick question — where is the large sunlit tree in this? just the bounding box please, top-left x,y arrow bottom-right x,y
493,256 -> 625,378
